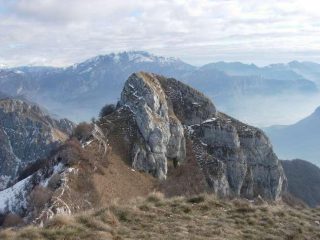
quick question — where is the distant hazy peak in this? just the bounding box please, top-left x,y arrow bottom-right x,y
210,61 -> 258,68
312,106 -> 320,116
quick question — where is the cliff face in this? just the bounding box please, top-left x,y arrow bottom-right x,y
120,73 -> 186,179
0,98 -> 74,190
120,72 -> 286,200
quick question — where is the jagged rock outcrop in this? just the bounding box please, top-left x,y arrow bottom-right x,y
0,71 -> 288,226
0,98 -> 74,190
120,73 -> 186,179
119,72 -> 286,200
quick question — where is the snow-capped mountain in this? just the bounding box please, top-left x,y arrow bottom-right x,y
0,51 -> 196,121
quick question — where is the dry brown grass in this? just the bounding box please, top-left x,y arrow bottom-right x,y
158,139 -> 209,197
1,193 -> 320,240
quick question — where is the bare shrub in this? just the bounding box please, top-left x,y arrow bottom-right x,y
146,192 -> 164,203
0,213 -> 6,226
47,174 -> 62,190
57,139 -> 90,166
2,213 -> 24,227
29,186 -> 53,211
45,215 -> 75,228
72,122 -> 93,142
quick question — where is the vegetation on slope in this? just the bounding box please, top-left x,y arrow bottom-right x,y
1,193 -> 320,240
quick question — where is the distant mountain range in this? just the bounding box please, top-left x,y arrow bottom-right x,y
204,61 -> 320,85
265,106 -> 320,166
0,51 -> 319,124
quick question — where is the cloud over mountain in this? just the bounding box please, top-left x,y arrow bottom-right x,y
1,0 -> 320,67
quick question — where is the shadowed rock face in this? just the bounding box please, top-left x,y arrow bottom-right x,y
0,98 -> 74,190
119,72 -> 286,200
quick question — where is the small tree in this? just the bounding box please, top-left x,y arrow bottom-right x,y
99,104 -> 116,118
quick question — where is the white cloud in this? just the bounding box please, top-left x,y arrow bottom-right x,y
0,0 -> 320,66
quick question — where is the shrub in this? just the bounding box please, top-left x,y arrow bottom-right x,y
45,215 -> 75,228
0,213 -> 6,226
47,174 -> 62,190
146,192 -> 164,203
99,104 -> 116,118
2,213 -> 24,227
72,122 -> 93,142
187,195 -> 205,204
29,186 -> 53,210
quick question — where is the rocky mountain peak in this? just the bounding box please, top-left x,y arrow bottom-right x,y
123,51 -> 181,64
73,51 -> 184,71
0,98 -> 45,116
0,71 -> 288,225
120,72 -> 186,179
118,72 -> 286,200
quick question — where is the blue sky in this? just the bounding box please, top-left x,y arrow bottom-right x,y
0,0 -> 320,67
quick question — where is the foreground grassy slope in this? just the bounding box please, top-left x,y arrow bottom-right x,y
1,193 -> 320,240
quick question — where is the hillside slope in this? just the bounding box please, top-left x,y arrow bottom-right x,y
281,159 -> 320,207
0,98 -> 74,190
265,106 -> 320,166
1,193 -> 320,240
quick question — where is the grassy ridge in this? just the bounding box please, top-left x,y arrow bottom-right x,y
1,193 -> 320,240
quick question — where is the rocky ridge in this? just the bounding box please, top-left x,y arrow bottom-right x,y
118,72 -> 286,200
0,98 -> 74,190
0,71 -> 287,226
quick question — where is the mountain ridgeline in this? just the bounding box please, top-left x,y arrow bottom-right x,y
0,51 -> 318,124
265,106 -> 320,166
281,159 -> 320,207
0,98 -> 75,190
118,72 -> 286,199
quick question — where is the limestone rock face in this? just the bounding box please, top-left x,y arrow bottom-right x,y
190,113 -> 285,200
120,72 -> 186,179
119,72 -> 286,200
0,98 -> 74,190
